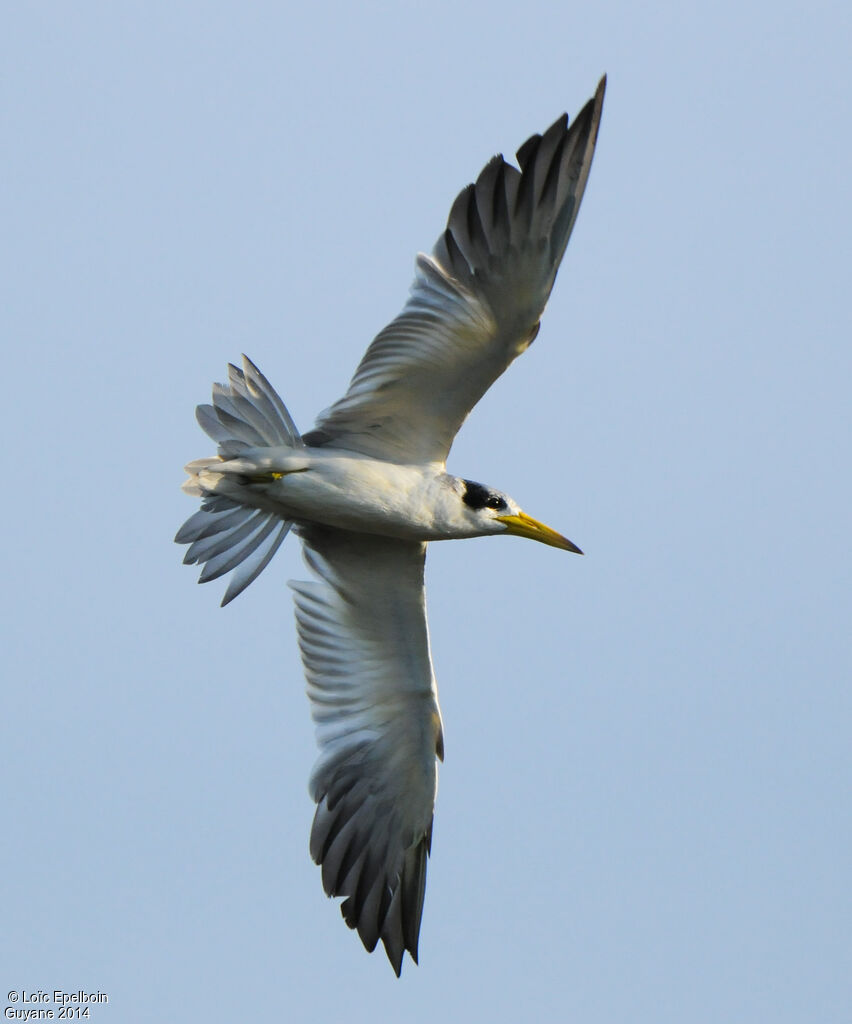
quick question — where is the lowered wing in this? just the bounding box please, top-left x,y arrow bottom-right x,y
305,77 -> 605,464
290,526 -> 444,975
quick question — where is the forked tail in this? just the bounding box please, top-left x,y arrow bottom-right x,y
175,356 -> 301,606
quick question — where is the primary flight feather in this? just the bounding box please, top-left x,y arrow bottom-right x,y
176,77 -> 606,975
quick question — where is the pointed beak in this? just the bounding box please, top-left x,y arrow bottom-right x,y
496,512 -> 583,553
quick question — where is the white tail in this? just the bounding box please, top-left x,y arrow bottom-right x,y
176,356 -> 300,606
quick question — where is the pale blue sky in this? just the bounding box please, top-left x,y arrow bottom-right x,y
3,2 -> 850,1021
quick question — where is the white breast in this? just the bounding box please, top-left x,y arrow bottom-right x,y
264,450 -> 452,539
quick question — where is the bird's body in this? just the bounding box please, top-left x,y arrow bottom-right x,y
177,78 -> 606,975
189,447 -> 573,544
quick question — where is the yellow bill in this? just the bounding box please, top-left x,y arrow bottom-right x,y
497,512 -> 583,553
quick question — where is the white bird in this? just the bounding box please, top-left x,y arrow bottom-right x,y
176,77 -> 605,975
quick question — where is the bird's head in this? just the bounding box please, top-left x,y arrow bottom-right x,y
453,478 -> 582,553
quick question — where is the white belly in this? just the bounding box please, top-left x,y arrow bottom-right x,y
204,447 -> 452,540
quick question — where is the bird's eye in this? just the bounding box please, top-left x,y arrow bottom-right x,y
461,479 -> 506,513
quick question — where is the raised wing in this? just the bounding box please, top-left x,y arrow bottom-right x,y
305,77 -> 605,464
289,526 -> 444,975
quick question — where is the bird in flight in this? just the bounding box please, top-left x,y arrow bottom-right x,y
176,77 -> 605,975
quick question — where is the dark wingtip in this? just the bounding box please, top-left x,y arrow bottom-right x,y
388,946 -> 404,977
592,75 -> 607,138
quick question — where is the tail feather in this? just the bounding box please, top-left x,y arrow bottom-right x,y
176,356 -> 299,604
195,514 -> 283,585
205,388 -> 268,447
198,494 -> 241,513
226,360 -> 301,444
175,503 -> 249,544
183,508 -> 269,567
195,406 -> 249,457
197,355 -> 302,454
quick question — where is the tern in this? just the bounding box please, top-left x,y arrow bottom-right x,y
177,77 -> 605,975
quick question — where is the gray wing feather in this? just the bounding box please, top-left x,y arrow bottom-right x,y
307,77 -> 605,463
290,527 -> 443,975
